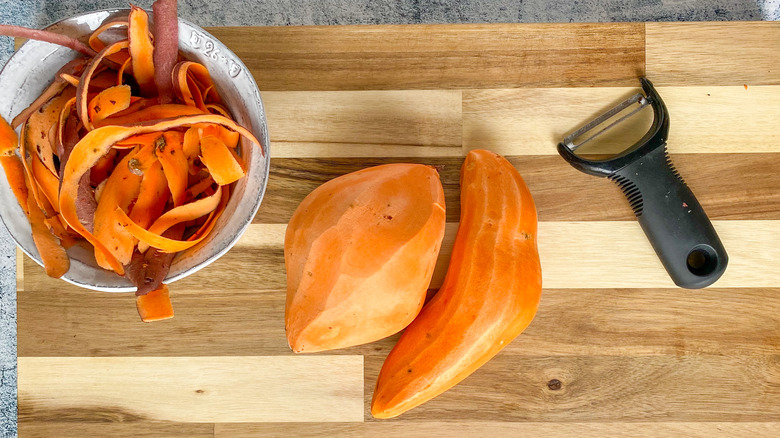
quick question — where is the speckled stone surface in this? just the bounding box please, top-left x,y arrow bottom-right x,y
0,1 -> 778,436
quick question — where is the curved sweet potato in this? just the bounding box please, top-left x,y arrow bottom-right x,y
371,150 -> 542,418
285,163 -> 446,353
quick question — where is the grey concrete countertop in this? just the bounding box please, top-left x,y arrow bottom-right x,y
0,0 -> 778,436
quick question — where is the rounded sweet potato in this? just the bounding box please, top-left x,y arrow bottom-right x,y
285,163 -> 446,353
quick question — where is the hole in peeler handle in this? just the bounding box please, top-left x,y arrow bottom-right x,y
686,245 -> 718,277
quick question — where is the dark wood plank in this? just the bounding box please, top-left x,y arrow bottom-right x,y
18,287 -> 780,358
21,246 -> 287,296
256,154 -> 780,224
358,353 -> 780,422
215,422 -> 780,437
206,23 -> 645,90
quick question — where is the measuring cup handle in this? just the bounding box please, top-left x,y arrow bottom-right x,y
611,146 -> 728,288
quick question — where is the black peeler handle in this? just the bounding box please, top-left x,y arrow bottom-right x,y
611,146 -> 727,288
558,78 -> 728,289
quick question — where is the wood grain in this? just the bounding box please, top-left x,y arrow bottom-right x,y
20,422 -> 214,438
260,86 -> 780,158
16,356 -> 780,424
256,154 -> 780,224
208,23 -> 645,90
646,22 -> 780,86
18,287 -> 780,358
18,219 -> 780,295
18,356 -> 364,422
462,86 -> 780,155
357,354 -> 780,422
16,21 -> 780,435
262,90 -> 462,158
215,422 -> 780,437
19,220 -> 780,293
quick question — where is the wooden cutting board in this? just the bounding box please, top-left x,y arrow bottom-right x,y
16,22 -> 780,437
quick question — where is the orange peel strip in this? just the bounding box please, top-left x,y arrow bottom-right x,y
118,185 -> 222,253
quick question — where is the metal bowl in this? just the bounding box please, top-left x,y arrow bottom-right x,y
0,9 -> 270,291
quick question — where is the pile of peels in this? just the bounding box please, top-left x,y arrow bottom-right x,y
0,1 -> 263,321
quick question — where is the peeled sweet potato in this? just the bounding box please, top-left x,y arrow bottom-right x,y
371,150 -> 542,418
284,163 -> 446,353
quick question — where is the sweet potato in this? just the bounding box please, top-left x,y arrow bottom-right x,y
284,163 -> 446,353
371,150 -> 542,418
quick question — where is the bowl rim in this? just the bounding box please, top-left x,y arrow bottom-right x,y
0,8 -> 270,292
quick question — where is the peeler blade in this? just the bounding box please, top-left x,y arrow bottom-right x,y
562,93 -> 651,152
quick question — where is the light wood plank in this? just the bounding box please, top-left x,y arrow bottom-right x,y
218,220 -> 780,289
262,86 -> 780,158
537,220 -> 779,289
255,154 -> 780,224
269,142 -> 462,158
216,422 -> 780,437
263,90 -> 462,158
18,287 -> 780,358
18,356 -> 364,423
19,422 -> 214,438
21,220 -> 780,293
462,86 -> 780,155
165,220 -> 780,290
646,22 -> 780,86
208,23 -> 644,90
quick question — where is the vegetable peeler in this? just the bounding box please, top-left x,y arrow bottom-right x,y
557,78 -> 727,289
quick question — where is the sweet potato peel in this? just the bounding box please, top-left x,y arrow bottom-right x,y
76,40 -> 130,130
129,6 -> 156,96
26,191 -> 70,278
200,134 -> 244,185
155,131 -> 188,206
0,118 -> 29,215
0,116 -> 16,156
0,1 -> 263,321
12,58 -> 87,129
88,85 -> 132,123
92,147 -> 146,271
0,24 -> 95,57
136,283 -> 174,322
129,160 -> 169,229
118,185 -> 222,253
152,0 -> 179,104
